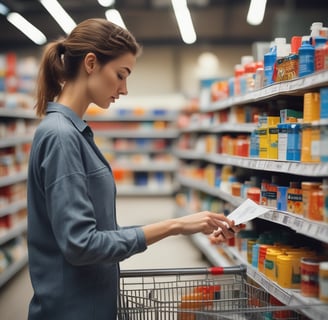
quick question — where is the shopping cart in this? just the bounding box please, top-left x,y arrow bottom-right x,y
118,264 -> 314,320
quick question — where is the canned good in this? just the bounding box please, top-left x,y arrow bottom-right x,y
301,182 -> 321,217
301,257 -> 320,297
265,248 -> 284,281
308,188 -> 324,221
277,254 -> 294,288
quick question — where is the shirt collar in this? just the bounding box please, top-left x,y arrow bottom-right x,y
46,102 -> 88,133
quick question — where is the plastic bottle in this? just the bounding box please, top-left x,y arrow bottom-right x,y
310,22 -> 324,46
239,56 -> 254,95
264,42 -> 276,86
298,36 -> 315,77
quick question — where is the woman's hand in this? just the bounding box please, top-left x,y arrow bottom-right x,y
175,211 -> 235,236
142,211 -> 245,246
208,222 -> 246,244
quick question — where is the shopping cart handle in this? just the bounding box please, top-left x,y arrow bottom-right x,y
120,264 -> 247,277
208,264 -> 247,275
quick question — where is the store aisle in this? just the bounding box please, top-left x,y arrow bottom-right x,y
0,196 -> 209,320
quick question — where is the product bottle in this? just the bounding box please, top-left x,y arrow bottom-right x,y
310,22 -> 324,46
264,42 -> 277,86
298,36 -> 315,77
239,56 -> 254,95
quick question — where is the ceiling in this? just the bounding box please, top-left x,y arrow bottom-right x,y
0,0 -> 328,52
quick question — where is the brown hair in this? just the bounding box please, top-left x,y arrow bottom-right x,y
35,18 -> 141,117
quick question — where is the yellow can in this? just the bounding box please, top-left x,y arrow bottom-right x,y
277,254 -> 294,288
264,248 -> 284,281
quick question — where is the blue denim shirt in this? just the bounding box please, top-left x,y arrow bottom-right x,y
27,102 -> 147,320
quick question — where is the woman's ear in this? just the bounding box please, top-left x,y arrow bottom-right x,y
84,53 -> 98,74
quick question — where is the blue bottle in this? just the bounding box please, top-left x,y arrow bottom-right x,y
264,44 -> 277,86
298,38 -> 315,77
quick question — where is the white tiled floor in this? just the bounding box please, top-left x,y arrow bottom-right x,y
0,197 -> 209,320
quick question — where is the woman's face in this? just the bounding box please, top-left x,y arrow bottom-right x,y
86,52 -> 136,109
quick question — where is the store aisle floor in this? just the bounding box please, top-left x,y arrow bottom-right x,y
0,196 -> 209,320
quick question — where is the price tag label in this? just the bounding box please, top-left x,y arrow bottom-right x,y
282,214 -> 290,225
274,287 -> 291,304
316,225 -> 328,242
272,211 -> 281,223
256,160 -> 267,170
293,218 -> 304,231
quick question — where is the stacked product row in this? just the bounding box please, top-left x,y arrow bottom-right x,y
176,188 -> 328,303
0,57 -> 37,285
205,22 -> 328,106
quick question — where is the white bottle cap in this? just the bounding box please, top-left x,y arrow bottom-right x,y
311,22 -> 323,30
274,37 -> 286,45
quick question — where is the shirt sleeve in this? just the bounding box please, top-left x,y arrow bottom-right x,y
40,125 -> 147,266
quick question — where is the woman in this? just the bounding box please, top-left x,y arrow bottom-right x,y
27,18 -> 242,320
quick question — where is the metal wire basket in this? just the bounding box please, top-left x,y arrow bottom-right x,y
118,264 -> 311,320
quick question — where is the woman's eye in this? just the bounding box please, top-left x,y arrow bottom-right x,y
117,73 -> 123,80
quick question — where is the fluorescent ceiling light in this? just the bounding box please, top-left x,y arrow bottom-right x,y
39,0 -> 76,34
247,0 -> 267,26
171,0 -> 196,44
0,3 -> 9,15
105,9 -> 126,29
98,0 -> 115,7
7,12 -> 47,45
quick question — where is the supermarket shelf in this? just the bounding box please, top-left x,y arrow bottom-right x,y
0,107 -> 36,119
203,70 -> 328,112
178,174 -> 328,243
94,129 -> 179,139
177,174 -> 243,207
0,172 -> 27,188
261,210 -> 328,244
0,134 -> 34,148
0,219 -> 27,246
187,237 -> 328,320
102,147 -> 172,154
0,199 -> 26,218
175,150 -> 328,177
112,162 -> 178,172
227,247 -> 328,320
116,185 -> 176,196
0,253 -> 28,288
85,114 -> 178,122
180,122 -> 257,133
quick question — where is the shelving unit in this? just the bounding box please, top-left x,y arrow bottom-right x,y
86,111 -> 179,196
0,98 -> 37,288
175,70 -> 328,320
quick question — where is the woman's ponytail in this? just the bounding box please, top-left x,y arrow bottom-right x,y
35,40 -> 65,117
